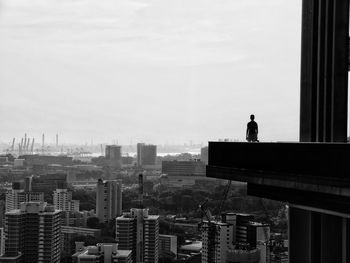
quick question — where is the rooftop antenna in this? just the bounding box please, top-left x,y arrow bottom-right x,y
56,134 -> 58,148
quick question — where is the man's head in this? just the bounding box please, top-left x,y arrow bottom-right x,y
250,114 -> 255,120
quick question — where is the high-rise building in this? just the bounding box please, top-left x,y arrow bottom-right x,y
116,208 -> 159,263
235,213 -> 255,246
137,143 -> 157,166
201,220 -> 234,263
0,202 -> 4,228
201,213 -> 270,263
31,173 -> 68,201
105,145 -> 122,169
0,228 -> 4,256
161,160 -> 206,176
5,183 -> 44,212
0,202 -> 61,263
248,222 -> 270,263
96,179 -> 122,223
21,155 -> 73,167
53,188 -> 80,212
200,146 -> 209,165
160,160 -> 211,187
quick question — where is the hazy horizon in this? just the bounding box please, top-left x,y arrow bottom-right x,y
1,0 -> 302,145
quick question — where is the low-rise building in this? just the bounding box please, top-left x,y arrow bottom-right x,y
61,226 -> 101,259
72,243 -> 132,263
159,234 -> 177,255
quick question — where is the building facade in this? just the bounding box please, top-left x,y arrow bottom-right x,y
116,208 -> 159,263
159,234 -> 177,256
0,228 -> 4,256
61,226 -> 101,259
161,160 -> 206,176
0,202 -> 61,263
200,146 -> 209,165
53,188 -> 80,212
31,173 -> 68,198
96,179 -> 122,223
201,221 -> 234,263
5,186 -> 44,212
72,243 -> 132,263
201,213 -> 270,263
137,144 -> 157,166
105,145 -> 122,169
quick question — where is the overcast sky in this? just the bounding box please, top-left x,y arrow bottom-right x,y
0,0 -> 302,145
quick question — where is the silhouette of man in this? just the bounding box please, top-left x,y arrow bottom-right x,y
246,114 -> 258,142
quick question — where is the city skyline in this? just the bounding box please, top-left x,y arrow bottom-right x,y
0,0 -> 302,144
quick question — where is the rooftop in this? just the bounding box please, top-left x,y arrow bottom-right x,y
180,241 -> 202,252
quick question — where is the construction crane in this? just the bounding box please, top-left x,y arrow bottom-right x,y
199,199 -> 213,223
197,181 -> 232,263
24,134 -> 27,153
19,138 -> 24,155
26,138 -> 30,152
18,143 -> 22,156
199,199 -> 219,263
31,138 -> 35,154
218,180 -> 232,217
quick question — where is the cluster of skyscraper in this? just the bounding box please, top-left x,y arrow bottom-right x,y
0,143 -> 271,263
201,213 -> 270,263
0,145 -> 161,263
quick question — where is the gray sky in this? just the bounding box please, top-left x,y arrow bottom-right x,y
0,0 -> 302,145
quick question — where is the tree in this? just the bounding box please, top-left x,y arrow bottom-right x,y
96,236 -> 117,243
87,217 -> 100,229
70,235 -> 97,253
100,218 -> 116,238
72,189 -> 96,211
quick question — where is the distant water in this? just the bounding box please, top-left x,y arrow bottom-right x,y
91,151 -> 200,158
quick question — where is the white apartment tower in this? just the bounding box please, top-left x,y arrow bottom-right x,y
53,188 -> 80,211
116,208 -> 159,263
96,179 -> 122,223
201,221 -> 234,263
6,189 -> 44,212
0,202 -> 61,263
159,234 -> 177,255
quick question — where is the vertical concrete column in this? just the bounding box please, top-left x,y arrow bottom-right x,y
295,0 -> 349,260
300,0 -> 349,142
289,207 -> 312,263
289,207 -> 350,263
320,214 -> 342,263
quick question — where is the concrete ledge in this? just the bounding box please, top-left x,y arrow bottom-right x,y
208,142 -> 350,179
207,165 -> 350,197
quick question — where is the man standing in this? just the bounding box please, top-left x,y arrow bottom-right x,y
246,114 -> 258,142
